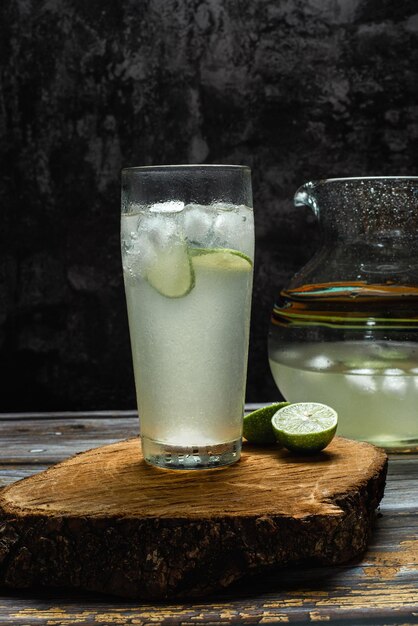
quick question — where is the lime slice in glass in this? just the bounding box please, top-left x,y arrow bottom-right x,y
190,248 -> 253,271
272,402 -> 338,453
146,242 -> 195,298
243,402 -> 290,444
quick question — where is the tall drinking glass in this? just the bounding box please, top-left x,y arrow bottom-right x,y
121,165 -> 254,469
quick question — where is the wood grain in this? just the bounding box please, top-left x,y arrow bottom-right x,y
0,436 -> 386,600
0,411 -> 416,624
1,437 -> 383,519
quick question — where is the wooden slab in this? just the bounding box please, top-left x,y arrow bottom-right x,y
0,436 -> 387,600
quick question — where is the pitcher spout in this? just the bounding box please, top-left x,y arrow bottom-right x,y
294,181 -> 320,218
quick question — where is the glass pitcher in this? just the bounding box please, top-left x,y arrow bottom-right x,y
268,177 -> 418,452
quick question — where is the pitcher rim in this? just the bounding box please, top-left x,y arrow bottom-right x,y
295,176 -> 418,210
311,176 -> 418,184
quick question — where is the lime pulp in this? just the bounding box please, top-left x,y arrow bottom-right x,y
146,241 -> 194,298
190,248 -> 253,271
271,402 -> 338,453
147,246 -> 252,297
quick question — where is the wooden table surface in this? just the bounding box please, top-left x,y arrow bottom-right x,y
0,408 -> 417,625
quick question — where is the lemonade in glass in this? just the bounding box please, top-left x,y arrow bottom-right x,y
121,165 -> 254,469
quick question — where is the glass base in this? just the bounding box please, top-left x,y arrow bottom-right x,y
141,436 -> 242,470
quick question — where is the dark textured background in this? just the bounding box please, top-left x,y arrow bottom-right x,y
1,0 -> 418,410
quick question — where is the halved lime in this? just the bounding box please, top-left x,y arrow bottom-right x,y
146,242 -> 194,298
272,402 -> 338,453
243,402 -> 290,444
190,248 -> 253,271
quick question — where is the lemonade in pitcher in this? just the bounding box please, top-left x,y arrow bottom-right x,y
269,282 -> 418,449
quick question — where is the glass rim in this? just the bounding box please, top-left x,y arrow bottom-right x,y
122,164 -> 251,174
